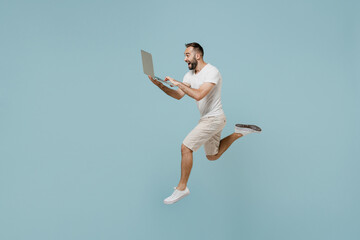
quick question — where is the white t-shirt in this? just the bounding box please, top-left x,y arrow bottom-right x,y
183,63 -> 224,119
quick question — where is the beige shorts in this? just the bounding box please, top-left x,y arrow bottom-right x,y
183,114 -> 226,156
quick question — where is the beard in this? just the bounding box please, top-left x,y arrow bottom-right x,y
187,58 -> 198,70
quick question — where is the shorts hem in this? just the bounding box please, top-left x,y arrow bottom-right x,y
182,142 -> 197,152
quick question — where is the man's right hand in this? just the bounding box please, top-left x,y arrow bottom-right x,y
148,75 -> 184,100
148,75 -> 162,87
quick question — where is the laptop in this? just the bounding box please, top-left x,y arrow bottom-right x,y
141,50 -> 175,88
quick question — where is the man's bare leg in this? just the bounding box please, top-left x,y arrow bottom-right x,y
206,133 -> 243,161
177,144 -> 193,191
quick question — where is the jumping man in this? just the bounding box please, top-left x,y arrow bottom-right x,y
148,42 -> 261,204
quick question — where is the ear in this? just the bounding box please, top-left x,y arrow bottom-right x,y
195,53 -> 201,60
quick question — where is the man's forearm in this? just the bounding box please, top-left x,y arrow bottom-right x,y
176,83 -> 199,100
159,84 -> 181,100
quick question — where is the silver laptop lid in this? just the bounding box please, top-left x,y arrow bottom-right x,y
140,50 -> 176,88
141,50 -> 155,78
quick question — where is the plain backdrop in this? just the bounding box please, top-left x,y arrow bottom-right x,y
0,0 -> 359,239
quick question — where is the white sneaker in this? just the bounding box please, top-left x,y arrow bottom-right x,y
235,124 -> 262,136
164,187 -> 190,205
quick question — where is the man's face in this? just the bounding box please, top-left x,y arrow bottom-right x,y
184,47 -> 198,70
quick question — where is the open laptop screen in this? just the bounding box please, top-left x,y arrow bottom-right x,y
141,50 -> 176,88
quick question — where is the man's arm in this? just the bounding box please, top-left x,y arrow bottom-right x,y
165,76 -> 215,101
148,75 -> 186,100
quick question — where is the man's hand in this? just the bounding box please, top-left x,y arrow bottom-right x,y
148,75 -> 184,100
148,75 -> 162,87
164,76 -> 180,87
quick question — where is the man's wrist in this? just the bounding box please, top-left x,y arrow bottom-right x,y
159,84 -> 165,90
177,83 -> 186,90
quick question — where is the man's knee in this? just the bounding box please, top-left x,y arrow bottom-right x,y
181,144 -> 193,154
206,155 -> 219,161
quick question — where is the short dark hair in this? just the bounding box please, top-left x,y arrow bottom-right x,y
185,42 -> 204,57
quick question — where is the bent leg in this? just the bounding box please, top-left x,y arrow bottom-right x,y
177,144 -> 193,191
206,133 -> 243,161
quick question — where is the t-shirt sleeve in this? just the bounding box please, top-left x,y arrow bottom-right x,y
205,69 -> 220,85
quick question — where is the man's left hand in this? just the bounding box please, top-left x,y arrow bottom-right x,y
164,76 -> 180,86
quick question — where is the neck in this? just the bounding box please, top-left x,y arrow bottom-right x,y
194,60 -> 207,74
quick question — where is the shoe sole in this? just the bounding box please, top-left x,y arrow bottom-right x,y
235,124 -> 262,132
164,192 -> 190,205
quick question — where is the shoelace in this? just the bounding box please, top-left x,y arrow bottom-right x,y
169,187 -> 178,197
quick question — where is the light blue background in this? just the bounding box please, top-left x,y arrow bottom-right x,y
1,0 -> 359,239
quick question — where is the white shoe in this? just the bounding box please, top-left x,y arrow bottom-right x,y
235,124 -> 262,136
164,187 -> 190,205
